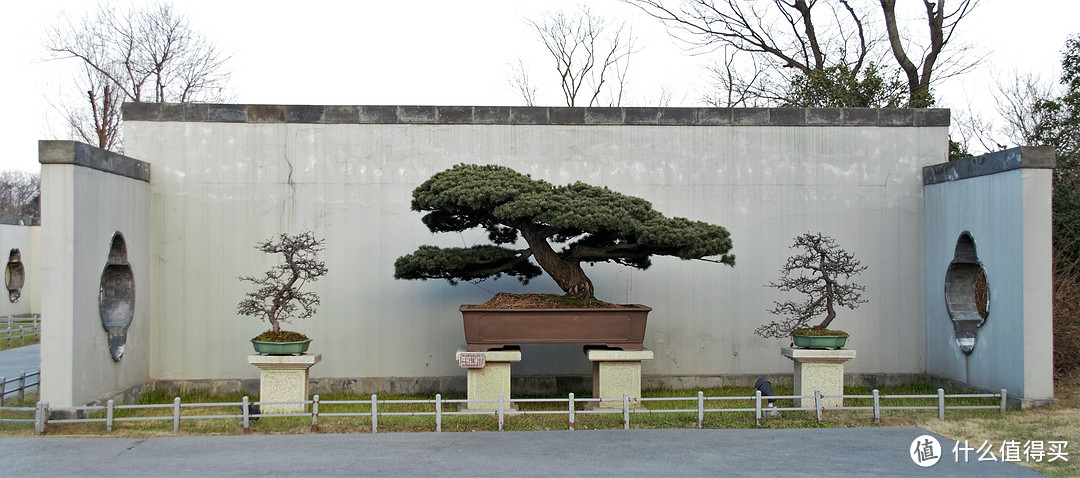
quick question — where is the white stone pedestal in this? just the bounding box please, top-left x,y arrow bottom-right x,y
247,354 -> 321,414
586,348 -> 654,409
781,347 -> 855,407
456,349 -> 521,410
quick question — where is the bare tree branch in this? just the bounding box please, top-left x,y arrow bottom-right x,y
519,6 -> 636,107
44,1 -> 230,152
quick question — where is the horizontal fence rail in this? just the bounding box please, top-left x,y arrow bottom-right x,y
2,315 -> 40,347
1,388 -> 1008,435
0,371 -> 40,407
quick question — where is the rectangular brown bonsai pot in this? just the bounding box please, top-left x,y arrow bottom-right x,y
460,305 -> 651,352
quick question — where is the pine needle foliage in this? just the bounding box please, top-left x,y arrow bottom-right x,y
394,164 -> 734,300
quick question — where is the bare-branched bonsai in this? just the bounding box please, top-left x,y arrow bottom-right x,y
755,232 -> 867,338
238,231 -> 328,342
394,164 -> 735,302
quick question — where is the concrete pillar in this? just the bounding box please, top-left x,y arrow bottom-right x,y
456,349 -> 521,410
247,354 -> 321,413
586,348 -> 654,409
781,347 -> 855,408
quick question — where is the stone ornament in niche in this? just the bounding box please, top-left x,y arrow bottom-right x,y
5,249 -> 24,303
99,233 -> 135,362
944,233 -> 990,355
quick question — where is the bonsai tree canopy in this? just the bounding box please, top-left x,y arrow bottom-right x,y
394,164 -> 735,301
238,231 -> 328,337
756,232 -> 867,338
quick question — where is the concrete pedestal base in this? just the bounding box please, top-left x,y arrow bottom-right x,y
247,354 -> 321,414
586,348 -> 654,409
781,347 -> 855,407
456,349 -> 521,410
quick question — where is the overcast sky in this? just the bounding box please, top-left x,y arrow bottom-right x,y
3,0 -> 1078,173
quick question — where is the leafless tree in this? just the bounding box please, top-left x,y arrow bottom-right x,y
702,47 -> 774,107
0,171 -> 41,224
509,59 -> 539,107
44,1 -> 230,152
631,0 -> 980,107
237,232 -> 328,334
880,0 -> 981,107
514,6 -> 637,107
630,0 -> 874,103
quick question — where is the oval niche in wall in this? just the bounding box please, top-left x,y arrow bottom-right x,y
944,233 -> 990,355
5,249 -> 24,303
99,232 -> 135,362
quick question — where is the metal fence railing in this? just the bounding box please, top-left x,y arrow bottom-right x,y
0,388 -> 1007,436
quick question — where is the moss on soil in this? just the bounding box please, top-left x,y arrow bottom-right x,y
792,327 -> 849,337
468,292 -> 622,309
252,330 -> 310,342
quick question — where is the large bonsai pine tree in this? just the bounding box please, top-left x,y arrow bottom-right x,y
394,164 -> 735,300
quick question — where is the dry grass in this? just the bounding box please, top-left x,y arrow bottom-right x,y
920,372 -> 1080,478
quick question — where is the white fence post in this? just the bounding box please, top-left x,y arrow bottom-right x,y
623,392 -> 630,430
18,372 -> 26,402
371,394 -> 378,433
497,394 -> 504,431
755,390 -> 762,426
872,389 -> 880,423
937,389 -> 945,420
242,396 -> 250,432
106,400 -> 114,433
34,401 -> 47,435
697,391 -> 704,429
568,392 -> 575,431
172,397 -> 181,433
814,390 -> 822,422
1000,389 -> 1007,415
435,393 -> 442,432
311,394 -> 319,432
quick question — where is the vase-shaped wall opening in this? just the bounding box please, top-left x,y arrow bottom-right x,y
944,232 -> 989,354
99,232 -> 135,362
5,249 -> 24,303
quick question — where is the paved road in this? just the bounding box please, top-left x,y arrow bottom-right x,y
0,428 -> 1047,477
0,343 -> 38,383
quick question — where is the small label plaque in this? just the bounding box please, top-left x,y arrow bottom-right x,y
458,353 -> 486,369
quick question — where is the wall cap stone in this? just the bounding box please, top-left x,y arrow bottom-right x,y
38,140 -> 150,182
923,146 -> 1057,185
123,103 -> 951,127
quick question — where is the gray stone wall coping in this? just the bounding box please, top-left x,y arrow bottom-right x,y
123,103 -> 951,127
38,140 -> 151,182
923,146 -> 1057,185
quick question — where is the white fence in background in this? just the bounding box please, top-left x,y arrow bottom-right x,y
2,315 -> 40,347
5,389 -> 1006,435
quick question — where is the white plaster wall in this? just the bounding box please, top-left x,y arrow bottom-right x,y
39,164 -> 150,407
924,169 -> 1054,401
0,224 -> 40,316
125,121 -> 946,382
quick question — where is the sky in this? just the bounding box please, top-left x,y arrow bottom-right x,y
2,0 -> 1079,173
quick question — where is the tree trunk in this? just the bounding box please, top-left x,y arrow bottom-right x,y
519,224 -> 596,300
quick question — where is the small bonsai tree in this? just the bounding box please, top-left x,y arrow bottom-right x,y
755,232 -> 867,338
394,164 -> 735,301
238,231 -> 328,341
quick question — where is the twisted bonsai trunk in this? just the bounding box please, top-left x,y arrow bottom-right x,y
519,223 -> 596,300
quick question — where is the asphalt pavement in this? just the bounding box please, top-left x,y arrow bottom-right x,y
0,343 -> 39,381
0,428 -> 1048,477
0,345 -> 1052,477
